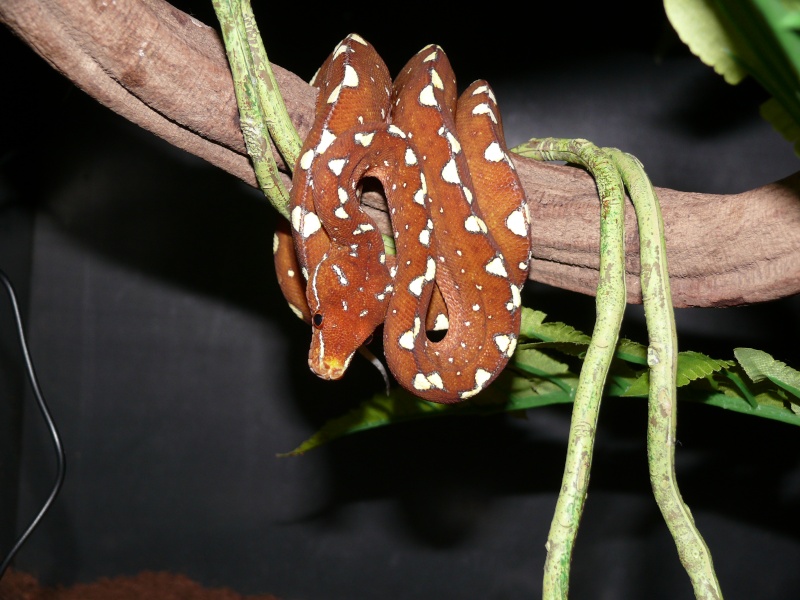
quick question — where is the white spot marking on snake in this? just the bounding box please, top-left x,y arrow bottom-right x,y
399,330 -> 415,350
334,206 -> 349,219
471,102 -> 498,124
441,159 -> 460,184
426,372 -> 444,389
425,257 -> 436,280
443,129 -> 461,153
272,232 -> 279,254
408,275 -> 425,297
331,264 -> 348,286
511,284 -> 522,307
411,373 -> 431,391
299,149 -> 315,170
506,337 -> 517,357
494,334 -> 510,354
359,309 -> 369,317
506,209 -> 528,236
484,142 -> 505,163
459,368 -> 493,399
412,373 -> 431,390
328,158 -> 347,175
337,187 -> 348,203
342,64 -> 359,87
354,131 -> 375,147
287,269 -> 294,278
405,148 -> 418,166
341,299 -> 348,311
419,84 -> 438,107
471,84 -> 488,96
422,48 -> 437,61
419,229 -> 430,246
433,313 -> 449,330
430,69 -> 444,90
326,83 -> 342,104
472,304 -> 480,311
302,212 -> 321,238
464,215 -> 487,234
388,124 -> 407,138
485,255 -> 508,277
316,128 -> 337,154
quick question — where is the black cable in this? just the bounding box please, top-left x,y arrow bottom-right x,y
0,268 -> 66,580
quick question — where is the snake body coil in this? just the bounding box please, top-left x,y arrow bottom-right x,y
274,34 -> 530,403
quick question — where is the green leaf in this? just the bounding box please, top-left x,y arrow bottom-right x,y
513,347 -> 571,376
615,338 -> 649,365
734,347 -> 800,400
278,389 -> 451,456
519,308 -> 591,345
678,350 -> 736,384
664,0 -> 748,84
620,350 -> 735,397
664,0 -> 800,154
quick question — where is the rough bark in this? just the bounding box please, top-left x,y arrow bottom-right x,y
3,0 -> 800,308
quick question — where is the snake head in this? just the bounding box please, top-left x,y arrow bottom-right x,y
307,252 -> 392,380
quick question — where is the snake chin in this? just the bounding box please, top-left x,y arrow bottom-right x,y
308,352 -> 353,381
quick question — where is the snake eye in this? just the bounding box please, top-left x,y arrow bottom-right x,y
312,313 -> 324,329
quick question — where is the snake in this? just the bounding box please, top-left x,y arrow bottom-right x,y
273,33 -> 531,404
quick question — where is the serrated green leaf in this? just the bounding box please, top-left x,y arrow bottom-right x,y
734,347 -> 800,400
513,347 -> 571,376
678,350 -> 736,384
519,307 -> 591,345
664,0 -> 748,84
620,350 -> 734,397
279,390 -> 450,456
665,0 -> 800,155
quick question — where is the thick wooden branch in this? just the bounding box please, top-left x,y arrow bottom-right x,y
3,0 -> 800,308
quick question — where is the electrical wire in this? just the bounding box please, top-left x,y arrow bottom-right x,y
0,268 -> 66,580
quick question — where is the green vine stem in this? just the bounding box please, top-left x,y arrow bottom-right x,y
611,151 -> 722,599
515,139 -> 722,599
513,138 -> 627,599
212,0 -> 296,219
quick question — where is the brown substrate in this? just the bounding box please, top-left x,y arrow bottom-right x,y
0,569 -> 281,600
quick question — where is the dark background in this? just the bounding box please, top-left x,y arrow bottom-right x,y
2,3 -> 800,599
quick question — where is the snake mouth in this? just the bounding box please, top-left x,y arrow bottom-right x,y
308,352 -> 353,381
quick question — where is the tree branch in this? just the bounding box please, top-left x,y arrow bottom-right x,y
3,0 -> 800,308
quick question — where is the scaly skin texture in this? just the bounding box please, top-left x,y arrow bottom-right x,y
274,34 -> 530,403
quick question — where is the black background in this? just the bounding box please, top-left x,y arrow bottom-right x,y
2,3 -> 800,599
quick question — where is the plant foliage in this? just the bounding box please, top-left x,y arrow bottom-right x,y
664,0 -> 800,154
282,308 -> 800,455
